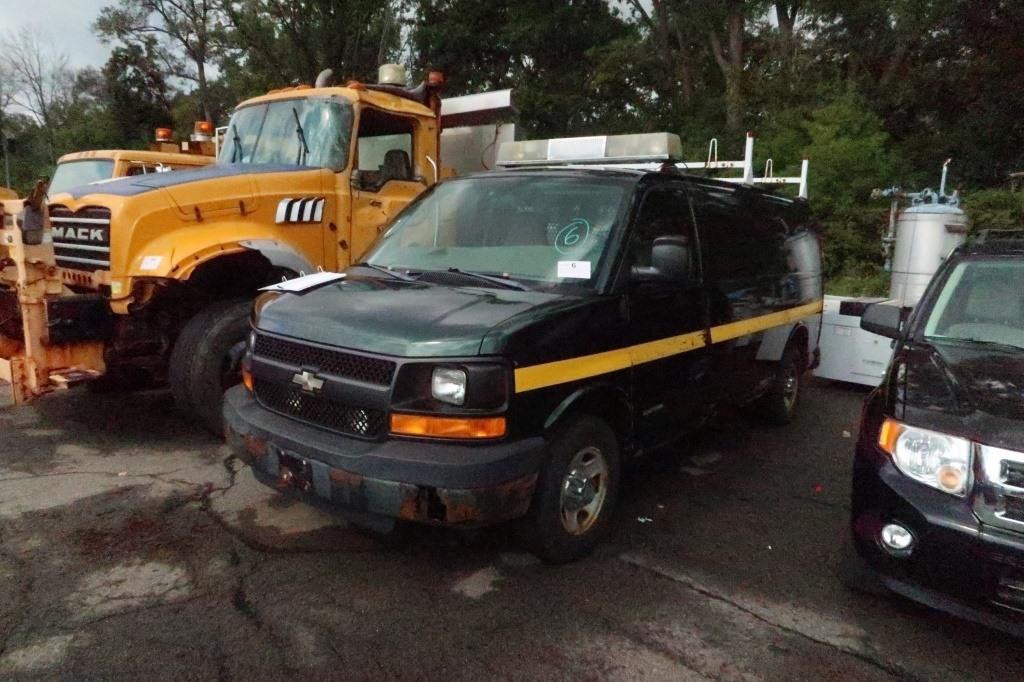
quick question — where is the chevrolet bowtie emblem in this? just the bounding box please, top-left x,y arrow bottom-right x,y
291,370 -> 325,392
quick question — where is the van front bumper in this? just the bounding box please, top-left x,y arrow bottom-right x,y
223,386 -> 543,529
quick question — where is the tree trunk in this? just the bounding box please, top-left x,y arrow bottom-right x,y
196,58 -> 210,122
709,1 -> 745,133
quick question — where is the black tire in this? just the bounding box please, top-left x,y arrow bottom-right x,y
755,344 -> 803,426
521,415 -> 621,563
169,298 -> 251,436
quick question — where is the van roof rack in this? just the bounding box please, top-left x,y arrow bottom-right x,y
496,132 -> 809,199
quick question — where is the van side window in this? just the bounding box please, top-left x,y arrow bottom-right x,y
356,108 -> 415,191
631,186 -> 696,270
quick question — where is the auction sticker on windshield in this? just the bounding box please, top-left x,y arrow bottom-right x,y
557,260 -> 592,279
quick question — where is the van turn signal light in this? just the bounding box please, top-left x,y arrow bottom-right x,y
390,413 -> 506,439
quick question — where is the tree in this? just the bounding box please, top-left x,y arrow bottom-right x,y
94,0 -> 221,121
102,38 -> 175,144
0,31 -> 72,162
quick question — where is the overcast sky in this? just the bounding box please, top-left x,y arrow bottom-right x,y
0,0 -> 111,69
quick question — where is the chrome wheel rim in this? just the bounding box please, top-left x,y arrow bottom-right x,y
782,364 -> 799,412
559,446 -> 609,535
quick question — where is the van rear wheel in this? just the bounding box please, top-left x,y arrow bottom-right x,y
169,298 -> 251,436
756,344 -> 803,426
521,415 -> 620,563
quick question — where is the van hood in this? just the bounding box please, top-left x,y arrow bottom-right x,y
55,163 -> 311,200
254,276 -> 577,358
896,341 -> 1024,451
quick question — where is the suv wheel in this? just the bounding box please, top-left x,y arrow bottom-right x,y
169,298 -> 251,436
756,344 -> 803,425
522,415 -> 621,563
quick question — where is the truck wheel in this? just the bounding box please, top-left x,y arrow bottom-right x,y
169,298 -> 251,436
756,344 -> 803,426
522,415 -> 621,563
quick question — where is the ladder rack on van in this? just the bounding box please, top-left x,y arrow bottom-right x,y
496,132 -> 809,199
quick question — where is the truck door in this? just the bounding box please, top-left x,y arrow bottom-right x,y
627,184 -> 711,449
348,108 -> 426,263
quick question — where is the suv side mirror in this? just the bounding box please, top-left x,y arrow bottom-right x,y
631,235 -> 692,284
861,303 -> 903,339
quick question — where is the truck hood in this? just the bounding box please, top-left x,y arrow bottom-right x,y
55,163 -> 311,200
255,276 -> 573,358
897,341 -> 1024,452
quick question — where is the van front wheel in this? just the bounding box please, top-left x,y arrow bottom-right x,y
169,298 -> 251,436
521,415 -> 621,563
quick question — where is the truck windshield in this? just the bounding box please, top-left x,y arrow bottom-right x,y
48,159 -> 115,196
363,175 -> 630,291
219,97 -> 353,170
923,258 -> 1024,350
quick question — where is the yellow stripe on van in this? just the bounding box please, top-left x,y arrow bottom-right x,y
513,299 -> 823,393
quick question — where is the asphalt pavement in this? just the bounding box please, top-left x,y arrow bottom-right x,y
1,378 -> 1022,680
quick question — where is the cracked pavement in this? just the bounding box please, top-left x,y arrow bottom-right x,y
1,380 -> 1022,680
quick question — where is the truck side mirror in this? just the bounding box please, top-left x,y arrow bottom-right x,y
631,236 -> 692,284
861,303 -> 903,339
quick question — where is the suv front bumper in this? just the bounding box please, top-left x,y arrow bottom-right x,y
851,439 -> 1024,635
223,386 -> 544,529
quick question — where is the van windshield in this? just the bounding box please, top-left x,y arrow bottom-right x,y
363,175 -> 630,291
923,258 -> 1024,350
219,97 -> 353,170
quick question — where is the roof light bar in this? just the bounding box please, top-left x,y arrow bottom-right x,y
496,132 -> 810,199
498,133 -> 683,167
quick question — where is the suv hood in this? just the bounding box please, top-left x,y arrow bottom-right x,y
897,341 -> 1024,451
255,276 -> 574,358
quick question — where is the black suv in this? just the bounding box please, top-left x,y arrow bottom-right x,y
224,168 -> 823,561
850,231 -> 1024,632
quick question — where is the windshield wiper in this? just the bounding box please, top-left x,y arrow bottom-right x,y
292,107 -> 310,165
230,127 -> 244,162
932,336 -> 1024,353
353,262 -> 418,282
442,268 -> 531,291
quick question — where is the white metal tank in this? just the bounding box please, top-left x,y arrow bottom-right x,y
889,201 -> 967,306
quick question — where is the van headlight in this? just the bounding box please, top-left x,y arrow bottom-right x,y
431,367 -> 466,405
878,418 -> 972,496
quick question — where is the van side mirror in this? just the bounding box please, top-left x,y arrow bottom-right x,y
631,235 -> 692,284
861,303 -> 903,339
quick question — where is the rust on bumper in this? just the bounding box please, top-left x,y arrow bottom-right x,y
229,426 -> 537,528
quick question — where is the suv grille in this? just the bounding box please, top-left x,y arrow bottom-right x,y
253,334 -> 395,385
49,205 -> 111,272
254,380 -> 385,438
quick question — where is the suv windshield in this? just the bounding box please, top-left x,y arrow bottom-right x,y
363,175 -> 630,291
219,97 -> 353,170
48,159 -> 115,196
923,258 -> 1024,350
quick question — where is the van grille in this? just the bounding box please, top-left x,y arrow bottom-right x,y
253,333 -> 395,386
49,205 -> 111,271
254,380 -> 385,438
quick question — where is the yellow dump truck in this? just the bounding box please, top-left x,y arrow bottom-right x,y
1,65 -> 510,432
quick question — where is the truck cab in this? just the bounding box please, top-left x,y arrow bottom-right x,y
0,66 -> 488,432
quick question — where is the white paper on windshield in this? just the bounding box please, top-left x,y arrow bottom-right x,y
260,271 -> 345,293
557,260 -> 592,279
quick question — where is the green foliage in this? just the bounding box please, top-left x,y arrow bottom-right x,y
826,263 -> 890,297
963,190 -> 1024,232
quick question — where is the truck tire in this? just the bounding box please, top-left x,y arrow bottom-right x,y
755,344 -> 803,426
169,298 -> 251,436
521,415 -> 621,563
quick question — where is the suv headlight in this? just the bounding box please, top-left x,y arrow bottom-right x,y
878,418 -> 972,496
431,367 -> 466,405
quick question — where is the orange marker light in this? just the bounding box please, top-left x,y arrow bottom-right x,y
390,413 -> 506,439
194,120 -> 214,136
242,367 -> 254,393
154,127 -> 173,142
878,417 -> 901,454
